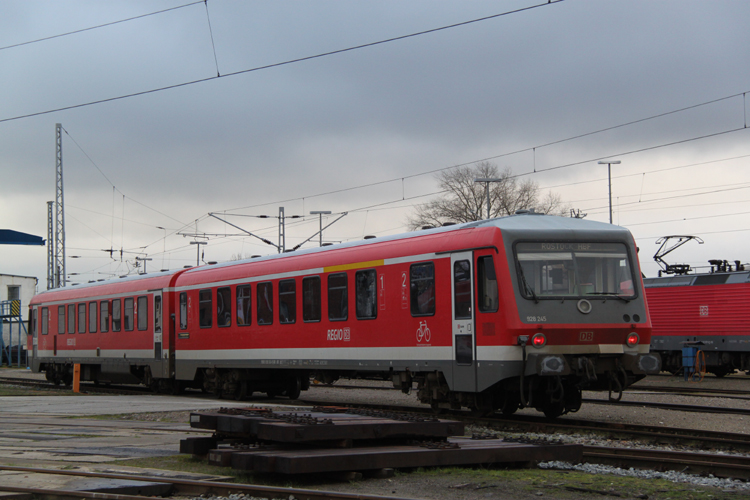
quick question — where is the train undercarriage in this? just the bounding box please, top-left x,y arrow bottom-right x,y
657,349 -> 750,378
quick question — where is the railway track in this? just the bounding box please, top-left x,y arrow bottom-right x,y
0,465 -> 414,500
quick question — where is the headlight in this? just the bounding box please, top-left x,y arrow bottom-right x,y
531,332 -> 546,348
626,332 -> 639,347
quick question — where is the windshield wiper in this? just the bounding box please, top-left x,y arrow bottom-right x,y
516,263 -> 539,304
586,292 -> 632,303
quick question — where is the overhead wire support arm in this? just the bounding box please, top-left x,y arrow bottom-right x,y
292,212 -> 348,251
208,213 -> 279,251
653,235 -> 704,276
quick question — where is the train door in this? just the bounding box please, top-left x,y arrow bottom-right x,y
451,251 -> 477,392
153,292 -> 163,361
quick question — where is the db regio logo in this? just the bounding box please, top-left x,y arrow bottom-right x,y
327,328 -> 351,341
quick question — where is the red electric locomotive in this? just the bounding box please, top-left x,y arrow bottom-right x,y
29,213 -> 660,417
645,259 -> 750,377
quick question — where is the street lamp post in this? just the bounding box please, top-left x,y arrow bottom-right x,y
473,178 -> 504,220
310,210 -> 332,246
597,160 -> 621,224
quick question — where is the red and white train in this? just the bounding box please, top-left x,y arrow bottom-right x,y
28,212 -> 660,417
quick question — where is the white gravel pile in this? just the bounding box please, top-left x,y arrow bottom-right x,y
539,461 -> 750,491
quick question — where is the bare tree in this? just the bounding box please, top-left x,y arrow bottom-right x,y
406,162 -> 567,230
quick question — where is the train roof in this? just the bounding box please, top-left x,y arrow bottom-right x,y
644,271 -> 750,288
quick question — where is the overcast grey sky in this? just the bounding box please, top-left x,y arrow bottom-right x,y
2,0 -> 749,287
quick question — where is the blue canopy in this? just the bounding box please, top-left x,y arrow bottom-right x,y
0,230 -> 45,246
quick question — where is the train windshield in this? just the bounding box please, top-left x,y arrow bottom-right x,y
515,242 -> 635,300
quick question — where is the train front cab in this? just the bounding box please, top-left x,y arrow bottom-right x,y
419,220 -> 661,418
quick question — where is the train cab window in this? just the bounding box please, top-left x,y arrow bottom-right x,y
477,256 -> 499,313
410,262 -> 435,316
257,282 -> 273,325
199,289 -> 212,328
137,296 -> 148,331
328,273 -> 348,321
217,287 -> 231,327
78,303 -> 86,333
58,305 -> 65,334
454,260 -> 472,320
41,307 -> 49,335
100,301 -> 109,333
179,293 -> 187,329
279,279 -> 296,324
89,301 -> 97,333
236,285 -> 251,326
123,298 -> 134,331
355,270 -> 377,320
112,299 -> 121,332
68,304 -> 75,334
515,242 -> 636,299
302,276 -> 321,322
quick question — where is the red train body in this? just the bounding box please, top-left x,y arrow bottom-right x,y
645,268 -> 750,376
29,213 -> 660,417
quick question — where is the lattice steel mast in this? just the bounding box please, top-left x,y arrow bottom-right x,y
54,123 -> 66,288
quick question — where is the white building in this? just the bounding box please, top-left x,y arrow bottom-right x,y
1,274 -> 38,358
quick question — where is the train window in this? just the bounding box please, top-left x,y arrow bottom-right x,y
154,296 -> 161,333
328,273 -> 348,321
78,303 -> 86,333
257,282 -> 273,325
89,301 -> 97,333
355,270 -> 377,320
515,242 -> 636,300
58,305 -> 65,334
179,293 -> 187,329
41,307 -> 49,335
410,262 -> 435,316
199,289 -> 212,328
455,334 -> 473,365
302,276 -> 321,322
123,298 -> 134,331
32,308 -> 37,336
454,260 -> 472,320
112,299 -> 121,332
279,279 -> 296,324
137,296 -> 148,331
477,256 -> 499,313
236,285 -> 251,326
217,287 -> 231,327
100,301 -> 109,333
68,304 -> 75,334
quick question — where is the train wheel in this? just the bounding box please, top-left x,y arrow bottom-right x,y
499,392 -> 521,415
542,399 -> 565,418
266,390 -> 277,399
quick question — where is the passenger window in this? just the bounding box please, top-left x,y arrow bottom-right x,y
41,307 -> 49,335
453,260 -> 472,320
78,303 -> 86,333
217,287 -> 231,327
58,305 -> 65,334
137,296 -> 148,331
179,293 -> 187,329
477,256 -> 499,313
89,301 -> 98,333
328,272 -> 348,321
100,301 -> 109,333
112,299 -> 121,332
32,309 -> 37,336
410,262 -> 435,316
279,279 -> 296,324
302,276 -> 321,322
68,304 -> 75,333
199,289 -> 212,328
257,282 -> 273,325
123,298 -> 134,331
236,285 -> 251,326
355,269 -> 377,320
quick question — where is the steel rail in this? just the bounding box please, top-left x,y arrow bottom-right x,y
0,465 -> 413,500
582,398 -> 750,416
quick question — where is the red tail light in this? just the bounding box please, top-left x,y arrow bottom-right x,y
531,333 -> 546,348
626,332 -> 639,347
